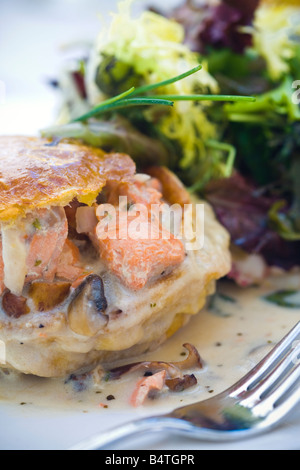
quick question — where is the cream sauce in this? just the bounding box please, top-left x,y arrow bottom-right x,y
0,272 -> 300,413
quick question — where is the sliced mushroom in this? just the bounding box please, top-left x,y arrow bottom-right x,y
107,343 -> 203,380
28,282 -> 71,312
174,343 -> 204,370
65,365 -> 105,392
68,274 -> 108,336
165,373 -> 197,392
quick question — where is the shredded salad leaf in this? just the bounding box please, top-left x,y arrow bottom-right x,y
45,0 -> 300,271
87,1 -> 222,178
49,0 -> 252,188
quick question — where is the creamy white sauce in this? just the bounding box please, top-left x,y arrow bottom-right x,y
0,273 -> 300,413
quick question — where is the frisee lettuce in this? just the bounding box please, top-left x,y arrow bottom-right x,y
47,0 -> 253,189
86,0 -> 221,176
252,2 -> 300,81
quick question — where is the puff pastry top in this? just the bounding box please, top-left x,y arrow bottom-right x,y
0,136 -> 135,223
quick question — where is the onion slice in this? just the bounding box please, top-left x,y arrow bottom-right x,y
1,227 -> 27,296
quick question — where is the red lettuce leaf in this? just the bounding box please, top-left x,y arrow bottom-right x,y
204,172 -> 300,270
169,0 -> 259,54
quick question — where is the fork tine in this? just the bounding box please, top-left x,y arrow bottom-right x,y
252,363 -> 300,419
238,339 -> 300,407
230,321 -> 300,396
266,377 -> 300,427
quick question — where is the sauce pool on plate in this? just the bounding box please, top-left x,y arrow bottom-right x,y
0,273 -> 300,413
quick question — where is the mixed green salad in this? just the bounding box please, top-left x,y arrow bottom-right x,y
43,0 -> 300,276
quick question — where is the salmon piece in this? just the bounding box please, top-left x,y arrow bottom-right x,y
130,370 -> 167,407
26,208 -> 68,283
147,166 -> 191,206
0,208 -> 68,294
75,206 -> 98,234
107,177 -> 163,209
94,177 -> 185,290
95,207 -> 185,290
56,239 -> 84,282
123,179 -> 163,208
0,208 -> 84,296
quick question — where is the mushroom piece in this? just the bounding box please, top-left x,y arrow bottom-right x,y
29,281 -> 71,312
2,291 -> 30,318
165,373 -> 198,392
68,274 -> 108,336
106,343 -> 203,380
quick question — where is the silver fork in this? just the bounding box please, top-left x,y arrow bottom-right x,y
70,321 -> 300,450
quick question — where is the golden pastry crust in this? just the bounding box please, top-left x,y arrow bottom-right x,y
0,136 -> 135,223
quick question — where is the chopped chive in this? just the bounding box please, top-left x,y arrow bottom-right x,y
71,64 -> 255,124
73,97 -> 174,122
72,86 -> 136,122
95,86 -> 136,107
130,64 -> 203,96
149,94 -> 256,102
33,219 -> 42,230
71,65 -> 203,122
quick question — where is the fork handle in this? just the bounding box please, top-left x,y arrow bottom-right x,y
69,416 -> 193,450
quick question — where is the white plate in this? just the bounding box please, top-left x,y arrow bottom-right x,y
1,400 -> 300,450
0,0 -> 300,450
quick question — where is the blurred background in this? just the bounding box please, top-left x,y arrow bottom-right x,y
0,0 -> 168,134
